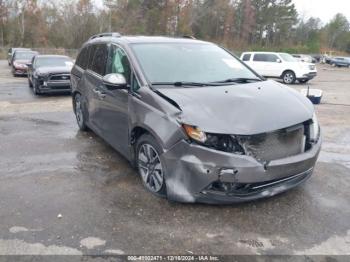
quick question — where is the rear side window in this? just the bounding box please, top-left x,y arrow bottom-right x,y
76,46 -> 90,70
253,53 -> 279,62
242,54 -> 251,61
89,44 -> 108,76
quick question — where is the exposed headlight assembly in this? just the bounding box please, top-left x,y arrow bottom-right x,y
310,113 -> 320,142
182,124 -> 245,154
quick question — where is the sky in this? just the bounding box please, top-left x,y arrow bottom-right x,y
93,0 -> 350,24
292,0 -> 350,23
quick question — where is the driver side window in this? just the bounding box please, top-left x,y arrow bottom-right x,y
108,45 -> 131,85
107,45 -> 140,91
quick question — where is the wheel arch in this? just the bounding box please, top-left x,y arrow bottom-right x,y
280,69 -> 296,78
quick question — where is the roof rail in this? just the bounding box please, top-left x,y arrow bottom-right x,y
89,32 -> 122,40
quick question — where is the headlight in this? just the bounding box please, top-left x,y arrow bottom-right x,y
182,124 -> 244,154
310,113 -> 320,142
182,124 -> 207,143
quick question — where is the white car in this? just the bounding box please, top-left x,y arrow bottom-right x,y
240,52 -> 317,84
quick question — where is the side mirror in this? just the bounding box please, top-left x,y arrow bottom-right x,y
102,73 -> 127,90
276,58 -> 282,63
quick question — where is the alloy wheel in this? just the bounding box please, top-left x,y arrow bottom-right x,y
283,73 -> 294,84
137,143 -> 164,193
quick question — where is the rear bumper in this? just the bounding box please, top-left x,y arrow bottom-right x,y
162,134 -> 321,204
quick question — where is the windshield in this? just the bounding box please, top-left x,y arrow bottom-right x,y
279,53 -> 297,62
14,52 -> 36,60
35,57 -> 73,68
131,43 -> 259,84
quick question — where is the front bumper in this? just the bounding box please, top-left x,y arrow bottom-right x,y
37,80 -> 71,94
297,72 -> 317,81
13,68 -> 28,76
162,135 -> 321,204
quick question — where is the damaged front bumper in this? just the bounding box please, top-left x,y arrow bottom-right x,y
162,135 -> 321,204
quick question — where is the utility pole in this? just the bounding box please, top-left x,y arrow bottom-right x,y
105,0 -> 118,32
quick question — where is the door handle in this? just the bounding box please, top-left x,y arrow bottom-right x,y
93,88 -> 106,100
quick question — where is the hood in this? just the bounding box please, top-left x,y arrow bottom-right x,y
36,66 -> 72,75
157,80 -> 314,135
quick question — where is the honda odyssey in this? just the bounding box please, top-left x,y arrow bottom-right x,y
71,33 -> 321,204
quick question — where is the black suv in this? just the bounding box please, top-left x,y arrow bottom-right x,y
27,55 -> 73,95
71,33 -> 321,204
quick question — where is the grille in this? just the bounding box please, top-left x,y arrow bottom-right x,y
239,125 -> 305,162
49,74 -> 70,81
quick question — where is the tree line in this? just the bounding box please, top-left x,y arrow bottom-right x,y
0,0 -> 349,54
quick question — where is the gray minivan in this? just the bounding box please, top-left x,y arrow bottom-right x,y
71,33 -> 321,204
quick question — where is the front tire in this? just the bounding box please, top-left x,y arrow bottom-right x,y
136,134 -> 167,198
282,71 -> 296,84
74,93 -> 88,131
33,80 -> 40,95
28,78 -> 33,87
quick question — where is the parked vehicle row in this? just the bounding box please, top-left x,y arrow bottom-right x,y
70,33 -> 321,204
7,48 -> 73,95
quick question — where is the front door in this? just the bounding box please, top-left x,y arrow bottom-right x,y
95,44 -> 131,158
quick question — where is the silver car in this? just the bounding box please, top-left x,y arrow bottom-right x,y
71,33 -> 321,204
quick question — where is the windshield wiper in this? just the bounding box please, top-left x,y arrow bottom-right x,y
151,81 -> 219,87
212,78 -> 263,84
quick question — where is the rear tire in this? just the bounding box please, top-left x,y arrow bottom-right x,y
282,71 -> 296,84
299,79 -> 309,84
28,78 -> 33,87
136,134 -> 167,198
73,93 -> 89,131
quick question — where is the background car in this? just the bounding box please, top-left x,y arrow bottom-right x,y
7,47 -> 31,66
241,51 -> 317,84
292,54 -> 314,63
329,57 -> 350,67
27,55 -> 74,95
11,50 -> 39,76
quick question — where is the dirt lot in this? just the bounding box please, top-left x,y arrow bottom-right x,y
0,60 -> 349,257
